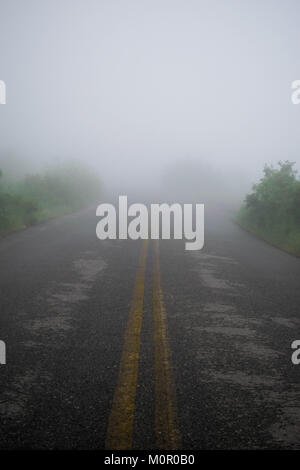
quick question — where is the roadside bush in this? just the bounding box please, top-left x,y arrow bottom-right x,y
0,162 -> 101,234
237,161 -> 300,256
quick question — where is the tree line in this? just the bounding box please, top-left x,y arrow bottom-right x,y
0,161 -> 101,234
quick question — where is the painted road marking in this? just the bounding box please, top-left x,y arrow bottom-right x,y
105,240 -> 149,450
153,240 -> 181,449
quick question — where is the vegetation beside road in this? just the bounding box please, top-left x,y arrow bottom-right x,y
237,161 -> 300,257
0,162 -> 101,234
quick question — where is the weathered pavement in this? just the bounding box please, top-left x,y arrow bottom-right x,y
0,206 -> 299,449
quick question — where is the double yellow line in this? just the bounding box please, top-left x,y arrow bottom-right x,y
153,241 -> 181,450
105,240 -> 181,450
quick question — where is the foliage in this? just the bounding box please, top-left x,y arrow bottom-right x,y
0,162 -> 101,234
238,161 -> 300,256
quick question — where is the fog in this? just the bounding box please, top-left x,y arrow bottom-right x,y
1,0 -> 300,203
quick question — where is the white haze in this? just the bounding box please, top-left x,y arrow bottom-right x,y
1,0 -> 300,201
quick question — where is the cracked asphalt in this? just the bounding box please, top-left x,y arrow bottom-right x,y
0,205 -> 299,449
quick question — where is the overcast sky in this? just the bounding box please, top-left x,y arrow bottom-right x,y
1,0 -> 300,194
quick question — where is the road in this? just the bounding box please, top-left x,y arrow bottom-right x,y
0,205 -> 299,450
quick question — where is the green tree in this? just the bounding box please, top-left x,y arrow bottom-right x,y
239,161 -> 300,255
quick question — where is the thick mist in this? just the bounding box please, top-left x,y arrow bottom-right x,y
1,0 -> 300,204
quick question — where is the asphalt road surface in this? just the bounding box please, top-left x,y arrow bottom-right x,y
0,206 -> 299,450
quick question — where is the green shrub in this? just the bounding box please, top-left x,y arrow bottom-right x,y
237,161 -> 300,256
0,162 -> 101,234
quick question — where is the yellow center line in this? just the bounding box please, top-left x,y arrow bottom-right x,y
105,240 -> 149,450
153,240 -> 181,450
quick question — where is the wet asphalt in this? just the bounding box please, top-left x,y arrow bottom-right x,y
0,205 -> 299,449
